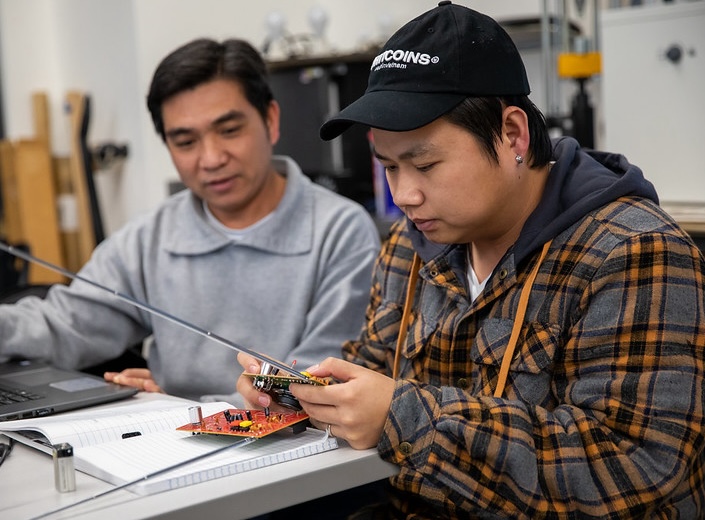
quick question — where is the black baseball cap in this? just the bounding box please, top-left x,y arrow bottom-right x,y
320,1 -> 530,141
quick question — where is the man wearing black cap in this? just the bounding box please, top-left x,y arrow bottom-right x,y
240,2 -> 705,518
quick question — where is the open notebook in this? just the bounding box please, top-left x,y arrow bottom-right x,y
1,398 -> 337,495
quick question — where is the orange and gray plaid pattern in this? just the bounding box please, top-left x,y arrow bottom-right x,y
344,197 -> 705,519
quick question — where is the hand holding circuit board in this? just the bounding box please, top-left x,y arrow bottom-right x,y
178,358 -> 330,439
241,358 -> 329,411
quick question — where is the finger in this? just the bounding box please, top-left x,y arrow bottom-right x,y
142,380 -> 163,393
297,399 -> 337,424
306,357 -> 360,381
290,359 -> 361,405
237,374 -> 304,413
103,370 -> 147,382
308,417 -> 326,430
290,383 -> 332,407
236,388 -> 260,409
112,376 -> 139,389
117,368 -> 153,379
236,371 -> 267,399
237,352 -> 262,374
290,392 -> 335,428
110,374 -> 148,390
245,384 -> 272,409
307,418 -> 334,435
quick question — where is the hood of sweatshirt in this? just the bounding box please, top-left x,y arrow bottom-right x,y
408,136 -> 659,266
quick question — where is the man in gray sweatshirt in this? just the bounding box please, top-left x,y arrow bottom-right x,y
0,38 -> 380,405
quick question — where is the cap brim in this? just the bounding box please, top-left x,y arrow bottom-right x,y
320,90 -> 466,141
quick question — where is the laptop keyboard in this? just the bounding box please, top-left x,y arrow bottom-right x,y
0,385 -> 44,405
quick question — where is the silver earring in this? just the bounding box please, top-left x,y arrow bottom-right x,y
515,154 -> 524,164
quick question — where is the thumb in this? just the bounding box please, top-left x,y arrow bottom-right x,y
308,357 -> 359,383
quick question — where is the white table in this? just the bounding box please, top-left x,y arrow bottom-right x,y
0,394 -> 398,520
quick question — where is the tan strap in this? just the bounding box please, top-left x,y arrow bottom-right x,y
392,253 -> 422,379
494,240 -> 552,398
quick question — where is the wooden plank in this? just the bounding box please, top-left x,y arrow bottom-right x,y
32,92 -> 51,147
0,140 -> 23,243
13,139 -> 65,284
53,156 -> 82,273
65,91 -> 96,266
32,91 -> 82,273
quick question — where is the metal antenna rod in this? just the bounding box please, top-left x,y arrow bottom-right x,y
0,242 -> 309,381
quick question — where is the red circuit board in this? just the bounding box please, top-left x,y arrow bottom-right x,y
176,408 -> 311,438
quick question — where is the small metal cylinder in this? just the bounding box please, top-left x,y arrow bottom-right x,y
189,405 -> 203,427
52,443 -> 76,493
259,362 -> 278,376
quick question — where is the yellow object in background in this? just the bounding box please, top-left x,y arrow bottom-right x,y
557,51 -> 602,79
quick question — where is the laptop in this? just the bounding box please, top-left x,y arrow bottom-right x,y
0,359 -> 138,421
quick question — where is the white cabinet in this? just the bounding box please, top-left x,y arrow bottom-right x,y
600,2 -> 705,203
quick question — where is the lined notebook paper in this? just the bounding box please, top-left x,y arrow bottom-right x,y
1,399 -> 337,495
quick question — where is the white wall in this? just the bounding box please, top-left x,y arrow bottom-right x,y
1,0 -> 589,234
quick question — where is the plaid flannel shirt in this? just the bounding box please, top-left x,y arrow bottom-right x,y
344,197 -> 705,519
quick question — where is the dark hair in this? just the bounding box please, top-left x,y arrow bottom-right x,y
146,38 -> 274,141
442,96 -> 552,168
